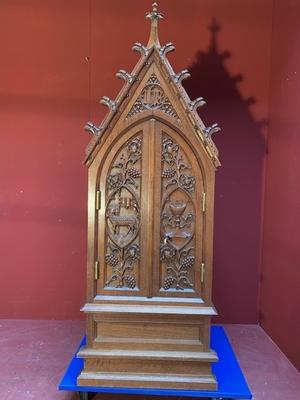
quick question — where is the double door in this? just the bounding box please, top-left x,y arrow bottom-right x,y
96,119 -> 206,299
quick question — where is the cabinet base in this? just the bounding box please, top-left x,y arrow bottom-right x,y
78,300 -> 218,390
59,327 -> 252,398
77,371 -> 217,390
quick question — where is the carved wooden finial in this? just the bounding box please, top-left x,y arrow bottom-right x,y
173,69 -> 191,84
116,70 -> 134,83
189,97 -> 206,111
203,123 -> 221,138
159,42 -> 175,57
132,42 -> 149,56
85,122 -> 102,137
146,2 -> 164,48
100,96 -> 117,112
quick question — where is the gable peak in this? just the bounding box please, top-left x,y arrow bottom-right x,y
146,3 -> 163,48
84,4 -> 221,168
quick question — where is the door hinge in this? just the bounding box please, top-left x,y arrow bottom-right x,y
94,260 -> 99,280
202,192 -> 206,213
201,262 -> 205,283
95,190 -> 101,210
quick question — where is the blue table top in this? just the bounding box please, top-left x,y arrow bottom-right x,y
59,325 -> 252,399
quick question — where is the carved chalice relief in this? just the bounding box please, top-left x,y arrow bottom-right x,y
163,200 -> 192,229
162,198 -> 194,248
169,200 -> 187,222
161,198 -> 195,291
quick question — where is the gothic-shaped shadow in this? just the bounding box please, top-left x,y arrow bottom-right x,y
184,19 -> 267,323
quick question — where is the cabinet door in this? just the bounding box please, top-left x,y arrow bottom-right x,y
96,124 -> 152,297
152,121 -> 205,299
95,120 -> 205,299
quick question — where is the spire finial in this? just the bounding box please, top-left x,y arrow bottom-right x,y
146,2 -> 164,48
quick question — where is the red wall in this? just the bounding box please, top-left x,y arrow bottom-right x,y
0,0 -> 272,321
260,0 -> 300,370
0,1 -> 89,319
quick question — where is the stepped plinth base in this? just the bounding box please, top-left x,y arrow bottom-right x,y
77,371 -> 217,390
77,299 -> 218,390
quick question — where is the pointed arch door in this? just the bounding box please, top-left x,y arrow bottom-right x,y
96,119 -> 205,299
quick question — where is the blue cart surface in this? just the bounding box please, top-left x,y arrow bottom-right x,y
59,326 -> 252,399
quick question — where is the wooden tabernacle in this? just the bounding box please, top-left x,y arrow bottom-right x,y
77,2 -> 221,391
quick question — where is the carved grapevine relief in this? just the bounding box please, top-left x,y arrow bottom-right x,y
127,74 -> 180,120
160,135 -> 196,290
105,136 -> 142,289
161,137 -> 195,193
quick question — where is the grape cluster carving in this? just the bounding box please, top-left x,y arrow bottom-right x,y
161,244 -> 195,290
105,243 -> 140,289
161,138 -> 195,193
107,137 -> 142,192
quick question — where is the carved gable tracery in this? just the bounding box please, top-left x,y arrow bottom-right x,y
127,73 -> 180,121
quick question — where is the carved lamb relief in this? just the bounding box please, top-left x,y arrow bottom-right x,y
105,136 -> 142,289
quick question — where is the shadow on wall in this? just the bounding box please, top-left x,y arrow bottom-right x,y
184,19 -> 267,323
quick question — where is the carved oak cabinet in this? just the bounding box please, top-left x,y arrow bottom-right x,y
77,3 -> 221,391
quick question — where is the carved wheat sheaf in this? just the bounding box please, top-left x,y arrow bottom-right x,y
127,73 -> 180,120
160,135 -> 196,291
104,136 -> 142,289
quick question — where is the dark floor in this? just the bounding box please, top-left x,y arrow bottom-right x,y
0,320 -> 299,400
